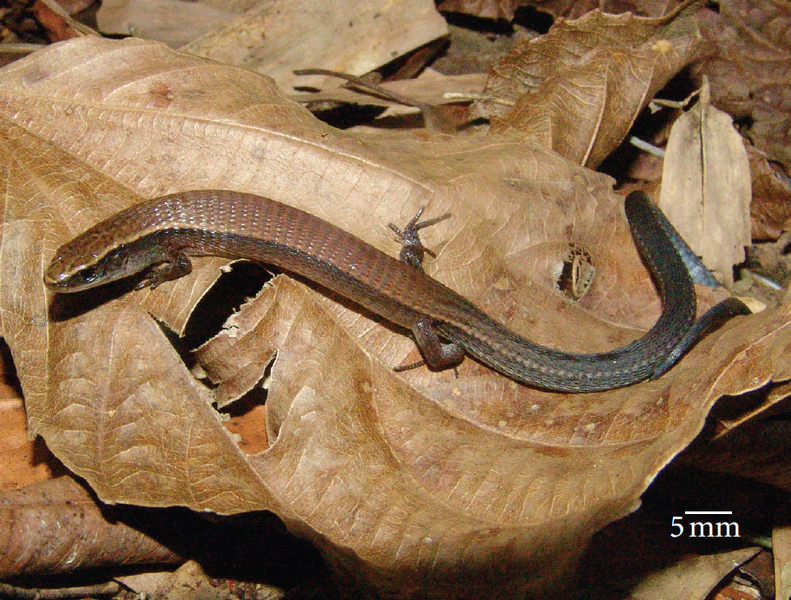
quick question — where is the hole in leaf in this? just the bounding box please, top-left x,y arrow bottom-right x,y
182,262 -> 271,350
553,243 -> 596,301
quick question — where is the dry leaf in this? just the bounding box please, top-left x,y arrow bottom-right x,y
659,79 -> 752,286
183,0 -> 449,93
52,0 -> 94,14
97,0 -> 239,47
437,0 -> 518,21
1,37 -> 789,599
629,547 -> 761,600
0,475 -> 313,586
98,0 -> 449,95
0,477 -> 180,579
517,1 -> 691,21
0,396 -> 56,489
31,0 -> 82,43
290,71 -> 486,129
695,0 -> 791,173
292,71 -> 487,112
775,502 -> 791,600
147,560 -> 280,600
682,420 -> 791,494
479,2 -> 702,167
749,147 -> 791,241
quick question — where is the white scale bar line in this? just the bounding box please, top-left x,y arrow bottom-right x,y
684,511 -> 733,515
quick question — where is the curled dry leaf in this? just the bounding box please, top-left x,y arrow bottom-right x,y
479,2 -> 702,167
1,38 -> 789,598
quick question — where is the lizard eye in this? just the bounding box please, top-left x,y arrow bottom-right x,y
80,266 -> 98,284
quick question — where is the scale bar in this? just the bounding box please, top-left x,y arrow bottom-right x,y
684,511 -> 733,515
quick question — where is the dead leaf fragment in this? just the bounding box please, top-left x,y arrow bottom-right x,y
748,147 -> 791,241
181,0 -> 449,93
98,0 -> 449,95
0,477 -> 180,579
659,80 -> 752,286
97,0 -> 239,48
776,500 -> 791,600
517,2 -> 692,21
1,36 -> 789,599
0,394 -> 57,490
291,71 -> 487,118
437,0 -> 518,21
629,547 -> 761,600
682,415 -> 791,494
695,0 -> 791,173
31,0 -> 82,43
480,2 -> 702,167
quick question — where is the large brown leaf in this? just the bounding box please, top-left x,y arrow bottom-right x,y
1,37 -> 788,599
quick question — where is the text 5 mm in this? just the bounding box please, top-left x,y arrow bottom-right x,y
670,511 -> 740,538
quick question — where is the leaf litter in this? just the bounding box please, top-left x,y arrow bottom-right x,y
0,2 -> 789,599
